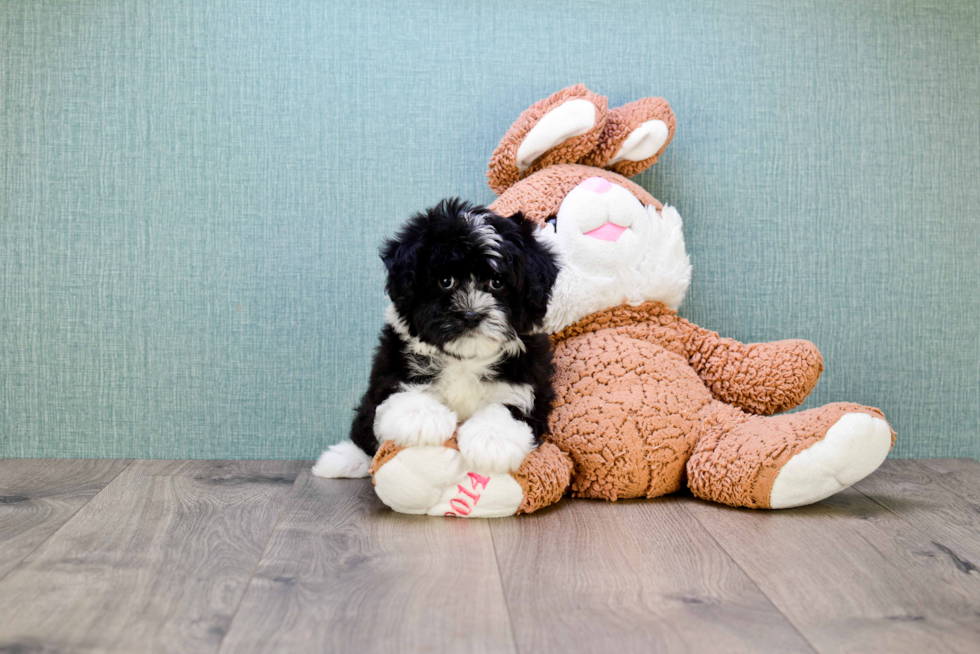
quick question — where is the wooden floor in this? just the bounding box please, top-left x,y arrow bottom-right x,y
0,460 -> 978,653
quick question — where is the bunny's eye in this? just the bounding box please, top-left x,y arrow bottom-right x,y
545,216 -> 558,231
488,278 -> 504,291
439,276 -> 455,290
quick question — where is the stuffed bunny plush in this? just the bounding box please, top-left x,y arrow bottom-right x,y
369,85 -> 894,516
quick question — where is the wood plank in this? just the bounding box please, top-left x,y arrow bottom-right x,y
0,459 -> 132,580
918,458 -> 980,473
917,458 -> 980,502
684,488 -> 980,654
490,496 -> 815,653
219,471 -> 516,654
0,459 -> 302,654
854,459 -> 980,564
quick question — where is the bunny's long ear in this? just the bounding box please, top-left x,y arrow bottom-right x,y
487,85 -> 608,195
582,97 -> 676,178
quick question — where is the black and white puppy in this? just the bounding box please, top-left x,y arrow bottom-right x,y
312,199 -> 559,478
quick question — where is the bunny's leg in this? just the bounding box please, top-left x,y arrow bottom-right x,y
371,439 -> 572,517
687,401 -> 893,509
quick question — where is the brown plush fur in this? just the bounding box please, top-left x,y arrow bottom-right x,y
368,439 -> 406,480
512,442 -> 574,514
489,163 -> 661,225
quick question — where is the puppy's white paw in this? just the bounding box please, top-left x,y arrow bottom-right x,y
311,440 -> 372,478
770,412 -> 892,509
374,391 -> 458,447
457,404 -> 535,473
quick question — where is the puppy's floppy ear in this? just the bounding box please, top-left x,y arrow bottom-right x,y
508,212 -> 559,330
379,218 -> 426,305
582,97 -> 676,178
487,85 -> 608,196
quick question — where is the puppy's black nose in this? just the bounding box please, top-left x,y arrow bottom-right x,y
462,310 -> 482,327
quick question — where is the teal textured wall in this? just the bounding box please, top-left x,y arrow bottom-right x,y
2,0 -> 978,459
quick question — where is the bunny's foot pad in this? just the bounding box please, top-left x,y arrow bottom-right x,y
370,438 -> 573,517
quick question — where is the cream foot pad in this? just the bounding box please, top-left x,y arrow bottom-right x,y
373,445 -> 524,518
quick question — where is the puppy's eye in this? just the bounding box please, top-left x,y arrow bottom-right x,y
545,216 -> 557,231
439,276 -> 455,290
488,277 -> 504,291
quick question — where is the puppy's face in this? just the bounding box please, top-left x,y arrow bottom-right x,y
381,199 -> 558,358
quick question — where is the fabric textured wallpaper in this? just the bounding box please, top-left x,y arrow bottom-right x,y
2,0 -> 978,459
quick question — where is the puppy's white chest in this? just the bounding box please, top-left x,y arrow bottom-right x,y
421,358 -> 532,422
432,358 -> 498,421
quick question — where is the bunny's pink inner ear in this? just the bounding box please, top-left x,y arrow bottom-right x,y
487,85 -> 608,195
583,97 -> 676,178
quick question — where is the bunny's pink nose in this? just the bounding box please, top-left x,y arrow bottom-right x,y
579,176 -> 613,194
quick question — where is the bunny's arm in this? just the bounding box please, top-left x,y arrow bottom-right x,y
673,317 -> 824,415
550,303 -> 823,417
